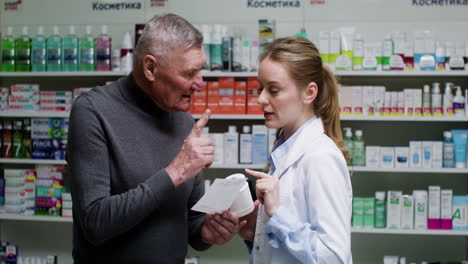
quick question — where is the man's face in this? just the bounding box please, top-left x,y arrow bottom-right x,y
150,47 -> 206,112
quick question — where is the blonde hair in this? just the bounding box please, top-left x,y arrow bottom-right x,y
260,36 -> 349,168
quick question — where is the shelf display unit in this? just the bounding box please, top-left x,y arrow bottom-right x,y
0,71 -> 467,263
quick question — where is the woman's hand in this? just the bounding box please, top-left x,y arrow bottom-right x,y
245,169 -> 280,217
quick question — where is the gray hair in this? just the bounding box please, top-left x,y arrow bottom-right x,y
133,13 -> 203,69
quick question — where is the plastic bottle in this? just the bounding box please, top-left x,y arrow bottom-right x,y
343,127 -> 353,165
31,26 -> 46,72
210,24 -> 223,71
79,25 -> 96,71
15,26 -> 31,72
222,26 -> 232,72
120,31 -> 133,73
63,25 -> 79,72
352,129 -> 365,166
352,33 -> 364,71
452,86 -> 465,117
239,125 -> 252,164
232,30 -> 242,72
443,131 -> 455,168
200,24 -> 211,71
111,49 -> 121,72
435,41 -> 445,71
46,25 -> 62,72
224,125 -> 239,164
422,84 -> 432,117
374,191 -> 386,228
431,82 -> 442,117
1,26 -> 15,72
382,34 -> 393,71
96,24 -> 112,71
443,82 -> 454,117
13,120 -> 23,159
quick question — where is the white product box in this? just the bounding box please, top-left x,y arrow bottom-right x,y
452,195 -> 468,230
363,86 -> 374,116
340,86 -> 353,115
403,89 -> 414,116
440,189 -> 453,229
428,186 -> 441,227
384,92 -> 392,116
432,141 -> 443,169
397,92 -> 405,116
209,133 -> 224,165
352,86 -> 363,116
413,190 -> 428,229
409,141 -> 422,168
374,86 -> 386,115
422,141 -> 433,169
413,89 -> 422,116
386,191 -> 402,229
365,146 -> 380,167
380,147 -> 395,168
391,92 -> 399,116
395,147 -> 409,168
401,195 -> 414,229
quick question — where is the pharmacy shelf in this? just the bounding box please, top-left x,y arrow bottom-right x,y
0,158 -> 67,165
350,167 -> 468,174
0,71 -> 127,77
192,114 -> 264,120
351,227 -> 468,236
0,111 -> 70,118
0,214 -> 72,223
193,114 -> 468,122
209,164 -> 264,169
2,70 -> 466,78
341,115 -> 468,122
335,70 -> 468,77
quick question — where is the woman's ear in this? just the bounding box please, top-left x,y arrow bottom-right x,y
143,55 -> 158,81
303,81 -> 318,105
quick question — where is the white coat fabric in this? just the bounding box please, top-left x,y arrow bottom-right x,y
252,117 -> 353,264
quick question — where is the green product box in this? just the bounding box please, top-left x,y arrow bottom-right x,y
363,197 -> 375,227
352,197 -> 364,227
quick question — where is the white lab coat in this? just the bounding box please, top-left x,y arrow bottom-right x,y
252,117 -> 353,264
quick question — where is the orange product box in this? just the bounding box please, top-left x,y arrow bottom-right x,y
192,81 -> 207,114
234,81 -> 247,115
207,80 -> 220,114
218,77 -> 235,114
246,77 -> 262,115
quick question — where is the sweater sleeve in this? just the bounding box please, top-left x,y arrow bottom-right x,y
186,172 -> 211,251
68,95 -> 176,246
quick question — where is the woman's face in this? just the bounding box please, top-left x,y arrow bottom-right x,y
257,58 -> 312,137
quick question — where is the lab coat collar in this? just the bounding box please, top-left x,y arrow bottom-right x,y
272,117 -> 325,179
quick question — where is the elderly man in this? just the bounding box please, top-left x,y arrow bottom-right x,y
67,13 -> 242,263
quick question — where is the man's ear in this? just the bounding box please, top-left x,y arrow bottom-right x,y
304,81 -> 318,105
143,55 -> 158,81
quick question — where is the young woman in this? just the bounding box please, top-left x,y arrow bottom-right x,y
241,36 -> 353,263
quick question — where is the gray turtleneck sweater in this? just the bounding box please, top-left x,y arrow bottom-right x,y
67,74 -> 210,264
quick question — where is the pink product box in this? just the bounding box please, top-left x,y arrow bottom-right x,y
35,197 -> 61,207
428,219 -> 441,229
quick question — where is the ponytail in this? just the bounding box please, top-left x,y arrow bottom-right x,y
316,66 -> 350,163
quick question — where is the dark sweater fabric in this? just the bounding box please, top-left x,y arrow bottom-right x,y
67,74 -> 210,264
